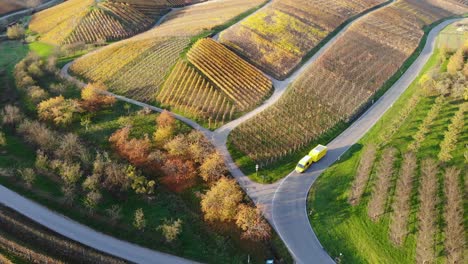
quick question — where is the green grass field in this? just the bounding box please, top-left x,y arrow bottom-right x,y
307,32 -> 466,264
438,18 -> 467,50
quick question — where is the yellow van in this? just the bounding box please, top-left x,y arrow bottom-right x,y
309,144 -> 328,162
296,155 -> 313,173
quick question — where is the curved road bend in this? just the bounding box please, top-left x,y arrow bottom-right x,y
0,186 -> 199,264
271,19 -> 460,264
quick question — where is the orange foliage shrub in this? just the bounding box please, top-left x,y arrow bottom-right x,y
109,126 -> 152,167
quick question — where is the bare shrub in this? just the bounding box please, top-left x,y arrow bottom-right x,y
389,152 -> 416,245
348,144 -> 377,205
443,167 -> 464,263
416,159 -> 438,264
367,148 -> 397,221
1,105 -> 23,126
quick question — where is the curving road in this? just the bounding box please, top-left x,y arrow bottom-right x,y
0,185 -> 198,264
270,18 -> 459,263
3,0 -> 460,262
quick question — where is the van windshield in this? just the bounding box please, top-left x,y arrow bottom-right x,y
297,164 -> 305,169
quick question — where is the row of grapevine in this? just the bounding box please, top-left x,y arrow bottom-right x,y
72,0 -> 267,107
229,0 -> 468,167
187,38 -> 272,111
109,37 -> 191,101
219,0 -> 386,79
71,37 -> 189,102
30,0 -> 172,45
157,61 -> 236,127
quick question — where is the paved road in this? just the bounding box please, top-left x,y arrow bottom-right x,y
0,185 -> 199,264
9,0 -> 461,262
271,19 -> 460,264
0,0 -> 63,28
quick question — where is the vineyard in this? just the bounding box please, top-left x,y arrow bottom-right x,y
72,37 -> 190,102
309,40 -> 467,263
0,205 -> 125,263
29,0 -> 172,45
156,38 -> 271,127
71,0 -> 268,118
157,61 -> 236,127
229,0 -> 467,171
219,0 -> 386,79
187,38 -> 272,111
152,0 -> 266,37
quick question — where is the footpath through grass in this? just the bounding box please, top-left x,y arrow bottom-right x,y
307,32 -> 467,263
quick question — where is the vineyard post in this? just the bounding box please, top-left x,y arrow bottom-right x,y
255,164 -> 260,181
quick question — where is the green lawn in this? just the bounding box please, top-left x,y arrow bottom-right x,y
307,35 -> 466,263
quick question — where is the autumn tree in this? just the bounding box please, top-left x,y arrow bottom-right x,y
126,165 -> 155,195
17,120 -> 58,152
164,135 -> 190,157
367,148 -> 397,221
6,24 -> 25,40
416,159 -> 438,264
84,190 -> 102,212
0,132 -> 6,147
162,158 -> 197,184
235,204 -> 271,241
1,105 -> 23,126
389,152 -> 417,245
109,127 -> 152,167
348,144 -> 377,205
27,86 -> 49,104
37,96 -> 82,126
102,161 -> 130,195
154,110 -> 176,146
17,168 -> 35,188
201,178 -> 243,222
200,152 -> 227,182
157,219 -> 183,243
443,167 -> 464,263
55,133 -> 88,163
80,83 -> 116,111
409,96 -> 443,152
447,49 -> 464,75
438,103 -> 466,162
133,208 -> 146,231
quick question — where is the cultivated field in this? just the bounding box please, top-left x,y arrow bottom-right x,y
229,0 -> 468,172
71,0 -> 267,126
0,0 -> 45,15
29,0 -> 181,45
157,60 -> 236,127
309,39 -> 467,263
219,0 -> 386,79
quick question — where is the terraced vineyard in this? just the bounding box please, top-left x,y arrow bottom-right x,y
157,60 -> 236,127
156,38 -> 271,127
187,38 -> 271,111
229,0 -> 468,169
29,0 -> 183,45
71,0 -> 267,125
219,0 -> 386,79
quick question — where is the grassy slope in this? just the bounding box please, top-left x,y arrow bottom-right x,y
0,40 -> 292,264
229,16 -> 463,183
307,37 -> 466,263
